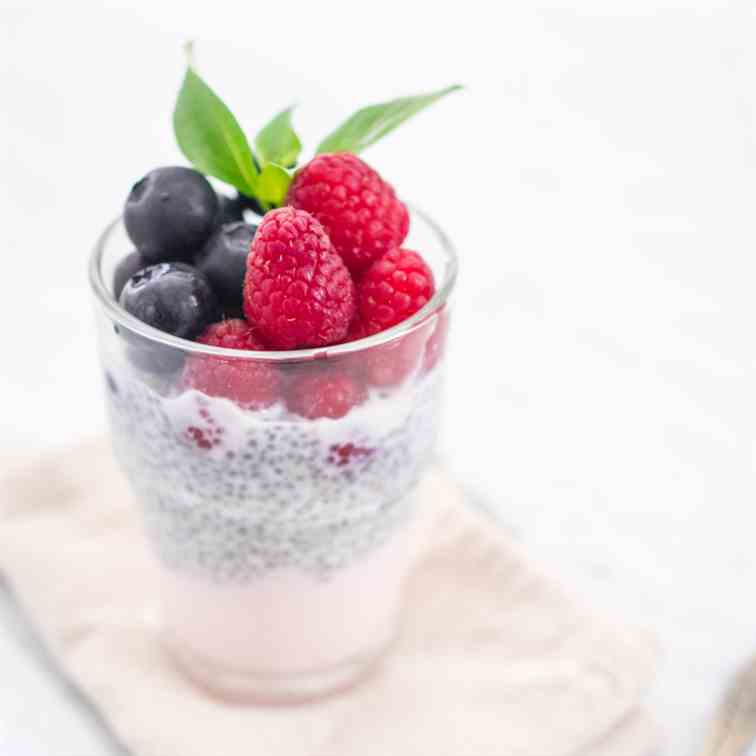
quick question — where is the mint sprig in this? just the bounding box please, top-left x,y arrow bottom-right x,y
316,85 -> 462,155
255,106 -> 301,168
173,64 -> 259,198
172,46 -> 460,210
256,163 -> 292,207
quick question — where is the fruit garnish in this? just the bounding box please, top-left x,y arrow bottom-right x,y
243,207 -> 355,349
113,250 -> 146,299
118,46 -> 456,361
195,222 -> 257,312
215,193 -> 245,225
358,248 -> 436,335
119,263 -> 218,340
287,153 -> 409,276
343,314 -> 369,343
124,166 -> 218,263
172,42 -> 459,213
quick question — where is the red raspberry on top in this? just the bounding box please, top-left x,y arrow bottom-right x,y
180,319 -> 281,408
287,153 -> 409,276
286,369 -> 367,419
243,207 -> 356,349
358,247 -> 435,335
343,313 -> 369,343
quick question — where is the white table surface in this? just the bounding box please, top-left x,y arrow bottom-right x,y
3,2 -> 756,753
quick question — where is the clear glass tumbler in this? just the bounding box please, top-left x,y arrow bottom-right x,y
89,209 -> 457,703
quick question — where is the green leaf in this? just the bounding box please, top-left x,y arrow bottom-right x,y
316,85 -> 462,155
256,163 -> 292,207
173,65 -> 258,196
255,106 -> 302,168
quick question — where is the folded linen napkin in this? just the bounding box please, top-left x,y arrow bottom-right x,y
0,440 -> 659,756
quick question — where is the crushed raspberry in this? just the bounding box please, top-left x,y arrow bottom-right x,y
185,424 -> 222,450
327,443 -> 374,467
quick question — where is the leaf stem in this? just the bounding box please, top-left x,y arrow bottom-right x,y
183,40 -> 195,68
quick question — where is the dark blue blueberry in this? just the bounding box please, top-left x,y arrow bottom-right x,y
216,193 -> 245,225
112,250 -> 146,299
237,192 -> 265,217
123,332 -> 186,376
124,167 -> 218,263
119,262 -> 219,340
216,191 -> 264,223
194,222 -> 257,311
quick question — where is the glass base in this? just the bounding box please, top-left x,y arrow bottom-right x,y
164,632 -> 393,705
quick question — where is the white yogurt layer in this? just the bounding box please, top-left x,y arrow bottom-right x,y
162,380 -> 419,461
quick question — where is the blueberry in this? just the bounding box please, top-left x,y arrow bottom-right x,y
237,192 -> 265,217
123,331 -> 186,376
113,250 -> 146,299
216,192 -> 264,224
124,167 -> 218,263
195,222 -> 257,311
119,262 -> 219,340
216,193 -> 245,225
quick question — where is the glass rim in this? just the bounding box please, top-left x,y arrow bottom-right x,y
88,206 -> 458,363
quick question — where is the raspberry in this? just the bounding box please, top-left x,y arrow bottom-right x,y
180,319 -> 281,408
243,207 -> 356,349
358,248 -> 435,335
287,153 -> 409,275
343,313 -> 369,343
286,369 -> 367,419
194,318 -> 266,350
341,314 -> 425,388
363,332 -> 425,387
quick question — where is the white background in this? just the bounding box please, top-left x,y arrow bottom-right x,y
3,1 -> 756,753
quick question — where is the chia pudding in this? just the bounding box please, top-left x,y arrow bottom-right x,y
108,367 -> 441,581
104,347 -> 442,693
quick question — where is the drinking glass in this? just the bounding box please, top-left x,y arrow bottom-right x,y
89,208 -> 457,703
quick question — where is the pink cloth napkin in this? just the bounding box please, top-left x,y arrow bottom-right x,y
0,440 -> 659,756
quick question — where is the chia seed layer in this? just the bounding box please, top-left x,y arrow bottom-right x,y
105,367 -> 442,582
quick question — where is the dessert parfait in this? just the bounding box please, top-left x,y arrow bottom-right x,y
90,51 -> 459,703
